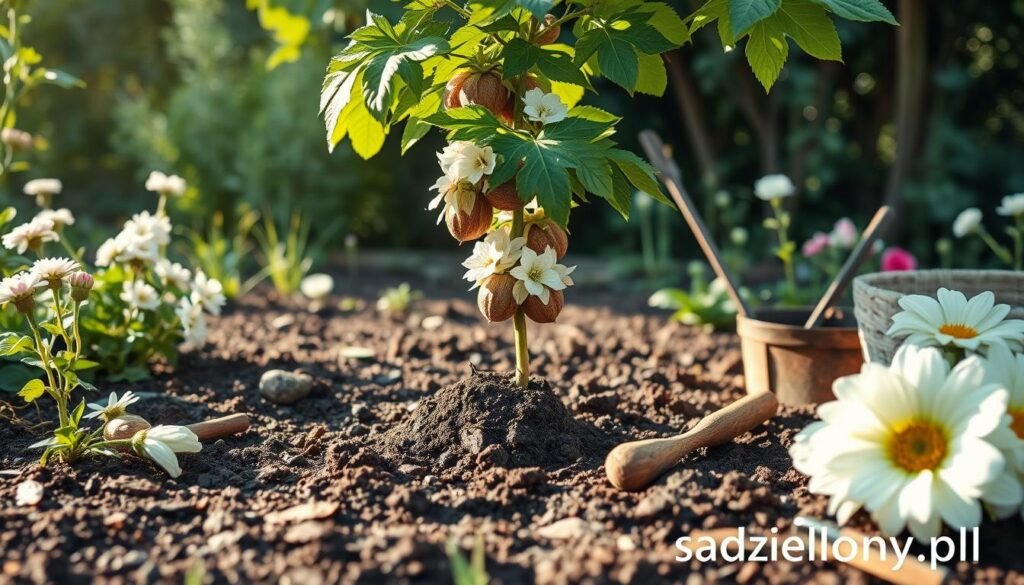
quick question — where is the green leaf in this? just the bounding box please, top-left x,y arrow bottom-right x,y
348,98 -> 388,159
0,363 -> 36,393
744,17 -> 788,90
813,0 -> 897,24
536,49 -> 591,88
361,36 -> 449,122
514,0 -> 554,16
501,38 -> 541,78
540,117 -> 614,142
597,37 -> 639,93
0,334 -> 33,357
493,135 -> 573,226
775,0 -> 842,61
73,359 -> 99,371
730,0 -> 782,37
635,53 -> 668,96
604,165 -> 634,218
40,69 -> 85,89
19,378 -> 45,403
607,149 -> 672,206
426,105 -> 506,142
640,3 -> 690,45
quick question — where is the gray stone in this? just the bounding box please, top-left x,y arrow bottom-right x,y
259,369 -> 313,404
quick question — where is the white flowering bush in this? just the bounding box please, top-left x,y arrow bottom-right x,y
792,287 -> 1024,539
1,172 -> 225,381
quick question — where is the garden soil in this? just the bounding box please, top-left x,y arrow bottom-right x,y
1,277 -> 1021,584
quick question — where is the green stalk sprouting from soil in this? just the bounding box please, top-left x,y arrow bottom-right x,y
511,207 -> 529,388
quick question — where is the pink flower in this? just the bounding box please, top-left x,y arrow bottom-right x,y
881,247 -> 917,272
830,218 -> 858,249
802,232 -> 830,257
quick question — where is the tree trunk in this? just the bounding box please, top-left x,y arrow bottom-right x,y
664,51 -> 718,189
884,0 -> 928,213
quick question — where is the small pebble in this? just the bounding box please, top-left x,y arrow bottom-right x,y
259,369 -> 313,404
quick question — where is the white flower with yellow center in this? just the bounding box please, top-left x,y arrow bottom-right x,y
154,259 -> 192,290
522,88 -> 568,125
35,208 -> 75,230
509,246 -> 572,305
84,391 -> 140,421
753,174 -> 795,201
790,344 -> 1019,540
953,208 -> 983,238
132,425 -> 202,478
979,345 -> 1024,520
428,174 -> 478,224
2,217 -> 59,254
462,228 -> 525,288
886,288 -> 1024,354
121,280 -> 160,311
190,270 -> 226,315
997,193 -> 1024,218
437,141 -> 495,183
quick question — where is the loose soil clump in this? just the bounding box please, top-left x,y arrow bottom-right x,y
378,371 -> 603,472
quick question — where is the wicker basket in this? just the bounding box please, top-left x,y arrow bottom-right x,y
853,270 -> 1024,364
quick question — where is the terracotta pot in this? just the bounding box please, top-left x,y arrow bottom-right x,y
736,307 -> 862,406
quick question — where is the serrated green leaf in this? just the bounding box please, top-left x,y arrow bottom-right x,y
730,0 -> 782,37
568,105 -> 620,123
776,0 -> 841,61
605,165 -> 634,218
426,105 -> 506,142
502,38 -> 541,78
536,49 -> 591,88
635,52 -> 668,96
641,3 -> 690,45
597,37 -> 639,93
615,23 -> 676,54
0,334 -> 33,357
348,98 -> 387,159
540,117 -> 614,142
19,378 -> 45,403
572,159 -> 614,200
744,17 -> 788,90
607,149 -> 672,206
813,0 -> 897,24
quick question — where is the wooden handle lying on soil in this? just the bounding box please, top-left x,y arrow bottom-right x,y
605,392 -> 778,491
186,413 -> 250,442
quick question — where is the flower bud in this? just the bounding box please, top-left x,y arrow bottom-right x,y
104,414 -> 152,443
445,194 -> 493,243
477,274 -> 518,322
1,128 -> 33,151
525,218 -> 568,259
69,271 -> 94,302
484,180 -> 523,211
523,289 -> 563,323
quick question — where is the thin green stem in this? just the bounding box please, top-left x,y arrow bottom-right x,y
771,200 -> 796,299
977,227 -> 1013,266
72,301 -> 83,357
26,313 -> 67,427
50,287 -> 71,346
511,208 -> 529,389
443,0 -> 471,19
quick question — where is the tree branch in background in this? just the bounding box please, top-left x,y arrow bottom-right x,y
884,0 -> 928,213
664,50 -> 718,191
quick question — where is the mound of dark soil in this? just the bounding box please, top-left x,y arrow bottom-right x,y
378,371 -> 601,471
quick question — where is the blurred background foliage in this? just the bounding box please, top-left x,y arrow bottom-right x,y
3,0 -> 1024,278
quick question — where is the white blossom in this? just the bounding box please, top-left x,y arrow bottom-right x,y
155,259 -> 192,290
886,288 -> 1024,354
1,217 -> 59,254
753,174 -> 795,201
437,141 -> 495,183
997,193 -> 1024,217
121,280 -> 161,311
190,271 -> 226,316
23,178 -> 62,197
509,246 -> 571,305
145,171 -> 187,197
522,88 -> 568,125
84,391 -> 140,421
35,208 -> 75,230
461,228 -> 525,288
31,257 -> 80,285
175,296 -> 209,345
953,208 -> 983,238
134,425 -> 202,478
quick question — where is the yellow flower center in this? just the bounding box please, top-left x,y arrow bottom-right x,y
938,323 -> 978,339
887,420 -> 948,473
1011,409 -> 1024,440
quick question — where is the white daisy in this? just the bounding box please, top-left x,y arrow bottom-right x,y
144,171 -> 187,198
953,208 -> 983,238
886,288 -> 1024,354
114,233 -> 160,266
1,217 -> 59,254
122,211 -> 171,247
753,174 -> 795,201
428,175 -> 478,224
0,272 -> 45,309
121,280 -> 160,311
154,259 -> 192,290
23,178 -> 62,197
790,344 -> 1019,540
132,425 -> 202,478
84,391 -> 140,421
522,88 -> 568,125
997,194 -> 1024,217
31,257 -> 80,287
461,227 -> 525,288
190,270 -> 226,315
175,296 -> 208,345
509,246 -> 570,305
437,141 -> 495,183
35,208 -> 75,230
978,345 -> 1024,519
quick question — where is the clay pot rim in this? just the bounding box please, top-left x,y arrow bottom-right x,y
737,307 -> 860,348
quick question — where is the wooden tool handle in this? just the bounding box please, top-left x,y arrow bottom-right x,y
639,130 -> 753,317
804,206 -> 894,329
605,392 -> 778,491
835,527 -> 948,585
186,413 -> 250,442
